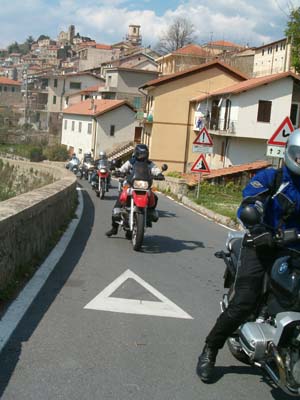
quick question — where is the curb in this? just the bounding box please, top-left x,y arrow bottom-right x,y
176,193 -> 241,230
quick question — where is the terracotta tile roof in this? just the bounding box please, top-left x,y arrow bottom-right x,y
184,160 -> 271,185
63,99 -> 133,117
208,40 -> 244,48
78,42 -> 112,50
0,77 -> 21,86
95,43 -> 112,50
79,84 -> 104,93
78,41 -> 96,48
173,44 -> 210,57
141,60 -> 248,89
191,71 -> 300,102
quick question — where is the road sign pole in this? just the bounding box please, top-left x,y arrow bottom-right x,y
197,173 -> 201,198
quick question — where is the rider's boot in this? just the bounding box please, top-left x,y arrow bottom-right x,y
196,344 -> 218,382
105,223 -> 118,237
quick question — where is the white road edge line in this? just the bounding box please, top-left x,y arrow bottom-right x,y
0,187 -> 84,353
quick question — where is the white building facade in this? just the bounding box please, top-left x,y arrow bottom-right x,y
191,73 -> 300,169
61,100 -> 138,157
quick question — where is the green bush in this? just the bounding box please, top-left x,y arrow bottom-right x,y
43,144 -> 69,161
29,147 -> 44,162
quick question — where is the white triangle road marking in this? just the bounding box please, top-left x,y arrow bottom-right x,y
84,269 -> 193,319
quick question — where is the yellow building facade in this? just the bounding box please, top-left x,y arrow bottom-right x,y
141,61 -> 248,172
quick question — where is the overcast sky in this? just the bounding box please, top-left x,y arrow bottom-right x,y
1,0 -> 299,49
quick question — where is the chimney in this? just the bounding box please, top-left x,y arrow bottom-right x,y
89,98 -> 94,110
93,104 -> 97,113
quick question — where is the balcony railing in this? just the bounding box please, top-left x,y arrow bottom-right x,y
27,102 -> 48,111
207,118 -> 237,135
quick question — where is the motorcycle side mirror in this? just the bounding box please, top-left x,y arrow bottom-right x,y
161,164 -> 168,172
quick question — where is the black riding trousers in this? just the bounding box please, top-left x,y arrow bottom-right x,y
205,244 -> 276,349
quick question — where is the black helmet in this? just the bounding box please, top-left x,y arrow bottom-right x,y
134,144 -> 149,161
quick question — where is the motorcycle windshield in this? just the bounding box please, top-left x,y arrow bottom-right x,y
131,161 -> 152,182
98,160 -> 108,168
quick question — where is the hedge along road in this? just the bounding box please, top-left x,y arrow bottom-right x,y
0,179 -> 287,400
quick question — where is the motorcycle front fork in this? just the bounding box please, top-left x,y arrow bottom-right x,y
129,198 -> 146,231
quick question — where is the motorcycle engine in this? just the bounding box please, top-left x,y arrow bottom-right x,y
239,322 -> 276,361
292,358 -> 300,385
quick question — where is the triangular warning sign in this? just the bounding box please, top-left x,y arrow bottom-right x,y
268,117 -> 294,146
191,154 -> 210,173
84,269 -> 193,319
193,127 -> 213,146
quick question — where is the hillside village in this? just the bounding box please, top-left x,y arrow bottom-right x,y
0,24 -> 297,174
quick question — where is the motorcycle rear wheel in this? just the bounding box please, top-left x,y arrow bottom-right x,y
132,213 -> 144,251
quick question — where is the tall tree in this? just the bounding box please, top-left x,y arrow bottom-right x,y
37,34 -> 50,41
157,17 -> 196,54
8,41 -> 21,54
285,6 -> 300,72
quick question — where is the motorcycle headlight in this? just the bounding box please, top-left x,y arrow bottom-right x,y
133,180 -> 149,189
100,168 -> 107,173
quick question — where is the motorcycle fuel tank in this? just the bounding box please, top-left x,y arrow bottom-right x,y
270,256 -> 300,311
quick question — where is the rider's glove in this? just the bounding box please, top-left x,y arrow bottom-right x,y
155,174 -> 165,181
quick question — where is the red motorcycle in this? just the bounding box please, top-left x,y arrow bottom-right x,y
117,161 -> 167,251
95,162 -> 110,199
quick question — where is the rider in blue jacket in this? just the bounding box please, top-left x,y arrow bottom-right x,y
197,128 -> 300,383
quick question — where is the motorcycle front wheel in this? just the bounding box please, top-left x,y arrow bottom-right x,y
100,180 -> 105,199
132,213 -> 144,251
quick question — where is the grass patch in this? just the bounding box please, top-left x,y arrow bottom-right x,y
188,181 -> 242,222
0,159 -> 55,201
166,171 -> 183,178
0,143 -> 38,159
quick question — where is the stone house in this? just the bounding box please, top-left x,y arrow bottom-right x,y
0,77 -> 22,106
253,38 -> 291,77
156,44 -> 210,75
46,72 -> 103,135
99,67 -> 158,110
77,43 -> 120,71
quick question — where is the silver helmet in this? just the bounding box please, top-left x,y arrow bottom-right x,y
284,128 -> 300,175
99,150 -> 107,160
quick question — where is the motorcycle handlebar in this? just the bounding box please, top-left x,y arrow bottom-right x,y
244,228 -> 300,247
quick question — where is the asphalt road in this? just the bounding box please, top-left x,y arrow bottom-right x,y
0,180 -> 289,400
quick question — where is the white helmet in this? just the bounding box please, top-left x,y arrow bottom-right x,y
284,128 -> 300,175
99,150 -> 107,160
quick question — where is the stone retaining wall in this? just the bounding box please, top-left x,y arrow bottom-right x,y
155,176 -> 188,196
0,158 -> 77,291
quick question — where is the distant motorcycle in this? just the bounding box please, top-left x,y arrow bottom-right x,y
216,228 -> 300,396
79,160 -> 95,182
94,162 -> 110,199
66,157 -> 80,175
115,162 -> 167,251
